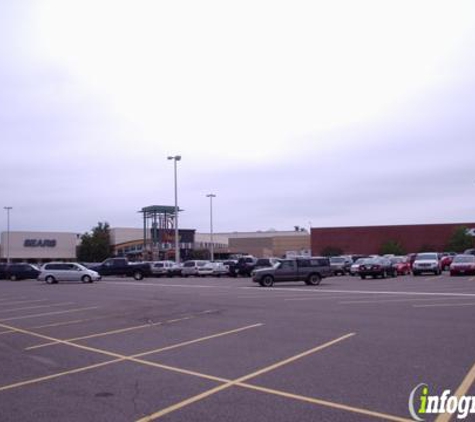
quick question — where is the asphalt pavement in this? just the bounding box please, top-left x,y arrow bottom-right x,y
1,273 -> 475,422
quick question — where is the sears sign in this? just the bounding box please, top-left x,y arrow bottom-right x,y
24,239 -> 57,248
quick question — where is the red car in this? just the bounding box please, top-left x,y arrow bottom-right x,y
440,253 -> 456,271
450,255 -> 475,276
390,256 -> 411,275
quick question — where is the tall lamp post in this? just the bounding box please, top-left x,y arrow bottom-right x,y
167,155 -> 181,265
4,207 -> 12,265
206,194 -> 216,261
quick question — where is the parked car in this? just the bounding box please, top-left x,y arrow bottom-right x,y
232,256 -> 258,277
464,249 -> 475,256
440,252 -> 457,271
330,256 -> 352,275
349,258 -> 366,276
89,258 -> 152,280
449,254 -> 475,276
38,262 -> 101,284
181,260 -> 214,277
210,262 -> 229,277
359,257 -> 397,279
412,252 -> 441,276
150,261 -> 181,277
0,263 -> 41,281
254,258 -> 281,271
390,256 -> 411,276
252,257 -> 332,287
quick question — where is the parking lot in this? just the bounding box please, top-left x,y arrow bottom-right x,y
1,274 -> 475,422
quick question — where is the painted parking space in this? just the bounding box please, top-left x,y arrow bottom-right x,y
1,275 -> 475,422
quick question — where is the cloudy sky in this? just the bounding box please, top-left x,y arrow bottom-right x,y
1,0 -> 475,235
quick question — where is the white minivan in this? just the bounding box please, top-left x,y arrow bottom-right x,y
39,262 -> 101,284
181,260 -> 214,277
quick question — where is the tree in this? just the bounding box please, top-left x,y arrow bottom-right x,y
446,226 -> 474,253
320,246 -> 344,257
379,240 -> 405,255
77,222 -> 112,262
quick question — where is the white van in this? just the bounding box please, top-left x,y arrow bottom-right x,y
39,262 -> 101,284
181,260 -> 214,277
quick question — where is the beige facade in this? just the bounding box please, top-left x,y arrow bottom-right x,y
229,233 -> 310,258
0,231 -> 79,261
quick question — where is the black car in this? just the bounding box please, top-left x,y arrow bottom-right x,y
229,256 -> 257,277
0,263 -> 41,281
254,258 -> 281,271
359,257 -> 397,279
0,263 -> 7,279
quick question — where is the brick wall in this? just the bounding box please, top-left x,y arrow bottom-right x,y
311,223 -> 475,255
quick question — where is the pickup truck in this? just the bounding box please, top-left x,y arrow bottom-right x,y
89,258 -> 152,280
252,257 -> 332,287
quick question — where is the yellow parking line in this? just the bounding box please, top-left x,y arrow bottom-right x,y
0,299 -> 48,306
0,302 -> 74,314
413,303 -> 475,308
135,333 -> 355,422
0,306 -> 99,322
0,324 -> 407,421
239,383 -> 411,422
31,319 -> 88,329
0,323 -> 262,392
0,297 -> 26,303
340,297 -> 467,305
435,361 -> 475,422
25,310 -> 216,350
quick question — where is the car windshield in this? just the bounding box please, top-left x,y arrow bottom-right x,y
330,257 -> 345,263
416,253 -> 438,260
453,255 -> 475,263
390,257 -> 404,263
354,258 -> 366,264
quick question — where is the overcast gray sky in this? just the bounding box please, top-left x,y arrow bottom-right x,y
1,0 -> 475,235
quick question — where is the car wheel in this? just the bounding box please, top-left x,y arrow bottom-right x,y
133,271 -> 143,281
306,273 -> 322,286
45,275 -> 56,284
450,271 -> 454,276
412,272 -> 419,276
259,275 -> 274,287
82,275 -> 92,283
381,271 -> 387,279
9,274 -> 17,281
360,275 -> 366,279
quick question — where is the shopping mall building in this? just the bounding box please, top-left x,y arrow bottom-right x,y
3,222 -> 471,263
0,227 -> 310,263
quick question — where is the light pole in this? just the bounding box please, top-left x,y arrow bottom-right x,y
167,155 -> 181,265
4,207 -> 12,265
206,194 -> 216,261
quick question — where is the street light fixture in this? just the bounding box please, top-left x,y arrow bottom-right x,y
167,155 -> 181,265
4,207 -> 12,265
206,194 -> 216,261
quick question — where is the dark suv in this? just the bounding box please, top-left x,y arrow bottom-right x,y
0,263 -> 41,281
252,257 -> 332,287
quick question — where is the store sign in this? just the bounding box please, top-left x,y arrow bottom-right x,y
24,239 -> 57,248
